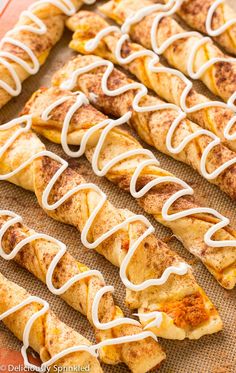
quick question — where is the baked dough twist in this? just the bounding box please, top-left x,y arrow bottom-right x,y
162,0 -> 236,55
0,213 -> 165,372
0,272 -> 103,372
99,0 -> 236,102
23,85 -> 236,289
0,119 -> 222,338
51,53 -> 236,200
67,10 -> 236,153
0,0 -> 86,109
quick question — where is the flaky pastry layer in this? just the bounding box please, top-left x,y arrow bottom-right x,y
99,0 -> 236,102
22,84 -> 236,290
67,10 -> 236,153
0,273 -> 102,372
0,214 -> 165,372
0,120 -> 222,338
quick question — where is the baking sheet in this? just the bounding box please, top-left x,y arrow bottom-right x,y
0,1 -> 236,372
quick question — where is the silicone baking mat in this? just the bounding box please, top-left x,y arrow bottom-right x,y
0,1 -> 235,372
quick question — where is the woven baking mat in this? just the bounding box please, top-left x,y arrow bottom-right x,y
0,1 -> 236,372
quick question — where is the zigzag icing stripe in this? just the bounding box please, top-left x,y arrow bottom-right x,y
0,0 -> 96,96
0,209 -> 158,371
57,59 -> 236,249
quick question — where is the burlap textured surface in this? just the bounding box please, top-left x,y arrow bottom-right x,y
0,1 -> 235,372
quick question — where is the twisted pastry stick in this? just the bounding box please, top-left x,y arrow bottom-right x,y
0,115 -> 222,339
0,272 -> 103,372
0,0 -> 96,109
99,0 -> 236,104
51,51 -> 236,201
161,0 -> 236,55
67,10 -> 236,153
0,211 -> 163,372
23,84 -> 236,290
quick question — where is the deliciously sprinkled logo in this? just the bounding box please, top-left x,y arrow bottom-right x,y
0,365 -> 91,372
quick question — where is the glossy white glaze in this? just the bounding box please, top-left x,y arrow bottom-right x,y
58,59 -> 236,250
121,0 -> 236,112
0,0 -> 96,97
77,12 -> 236,157
162,0 -> 236,38
42,91 -> 190,287
0,209 -> 157,371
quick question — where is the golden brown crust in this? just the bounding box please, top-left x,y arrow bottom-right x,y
0,273 -> 103,372
53,51 -> 236,195
0,214 -> 165,371
67,10 -> 236,153
0,114 -> 222,339
99,0 -> 236,102
20,85 -> 236,287
169,0 -> 236,55
0,0 -> 85,109
65,14 -> 236,199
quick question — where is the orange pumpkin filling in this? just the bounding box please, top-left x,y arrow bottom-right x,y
161,292 -> 209,329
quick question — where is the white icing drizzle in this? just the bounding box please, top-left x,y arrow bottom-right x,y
154,0 -> 236,40
61,52 -> 236,180
0,209 -> 158,371
0,295 -> 97,372
133,312 -> 163,330
82,0 -> 97,4
77,6 -> 236,149
119,0 -> 236,112
1,112 -> 189,329
205,0 -> 236,37
0,114 -> 189,286
57,55 -> 236,249
0,0 -> 95,97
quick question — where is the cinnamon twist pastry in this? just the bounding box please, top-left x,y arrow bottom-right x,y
51,53 -> 236,201
67,10 -> 236,153
162,0 -> 236,55
0,211 -> 164,372
99,0 -> 236,104
0,0 -> 94,109
0,272 -> 103,372
0,116 -> 222,339
23,84 -> 236,290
